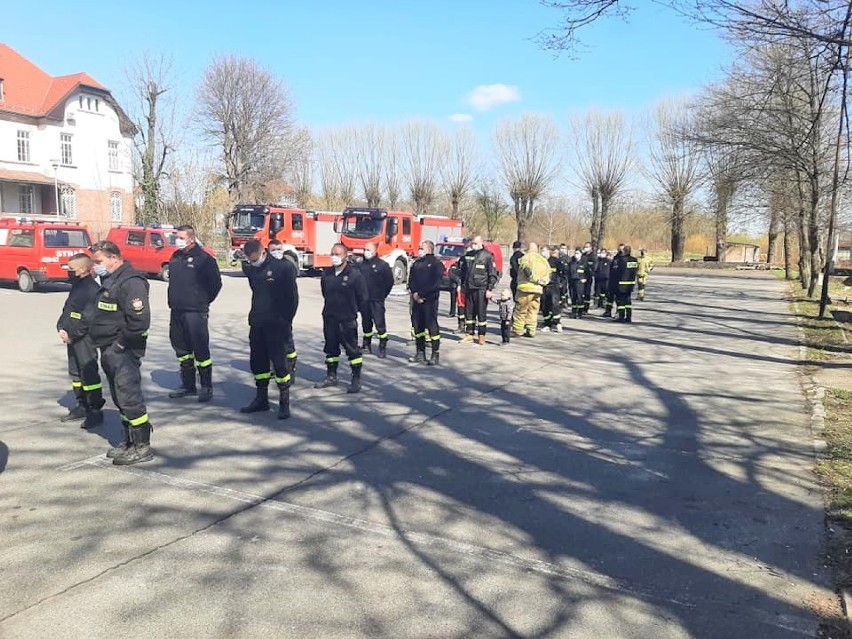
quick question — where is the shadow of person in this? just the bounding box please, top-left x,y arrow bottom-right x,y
0,440 -> 8,473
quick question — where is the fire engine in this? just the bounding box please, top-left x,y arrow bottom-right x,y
225,205 -> 341,273
337,207 -> 463,284
0,216 -> 93,292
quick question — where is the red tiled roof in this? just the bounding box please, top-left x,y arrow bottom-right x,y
0,169 -> 55,185
0,43 -> 108,117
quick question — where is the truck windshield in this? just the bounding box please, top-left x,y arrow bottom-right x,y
164,231 -> 177,246
341,215 -> 384,239
43,228 -> 91,248
230,211 -> 266,234
436,244 -> 465,259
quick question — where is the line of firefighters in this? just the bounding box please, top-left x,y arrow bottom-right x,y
53,227 -> 651,467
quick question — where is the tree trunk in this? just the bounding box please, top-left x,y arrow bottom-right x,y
589,186 -> 600,248
767,205 -> 779,265
599,195 -> 611,250
514,197 -> 526,244
450,195 -> 460,220
671,197 -> 685,263
783,212 -> 795,280
806,184 -> 821,297
714,191 -> 728,262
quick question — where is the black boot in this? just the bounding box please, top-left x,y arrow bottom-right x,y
314,363 -> 339,388
277,387 -> 290,420
377,338 -> 388,359
362,336 -> 373,354
426,343 -> 440,366
409,337 -> 426,363
62,385 -> 86,422
603,305 -> 612,318
347,363 -> 362,394
240,384 -> 270,413
169,364 -> 197,398
288,355 -> 298,383
82,386 -> 105,430
107,421 -> 132,459
617,309 -> 626,322
113,422 -> 154,466
626,308 -> 633,323
197,365 -> 213,403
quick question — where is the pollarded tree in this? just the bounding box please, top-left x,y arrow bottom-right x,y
441,127 -> 479,220
356,123 -> 384,207
401,121 -> 447,214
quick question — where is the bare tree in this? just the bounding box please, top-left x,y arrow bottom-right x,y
197,55 -> 298,204
475,181 -> 510,240
647,100 -> 705,262
441,127 -> 478,220
288,126 -> 313,208
570,109 -> 631,248
494,114 -> 562,243
126,51 -> 176,225
356,123 -> 384,207
703,143 -> 741,261
383,127 -> 403,209
314,126 -> 359,209
401,121 -> 447,214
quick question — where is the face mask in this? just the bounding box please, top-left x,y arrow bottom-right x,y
583,247 -> 591,253
93,263 -> 109,277
270,250 -> 284,260
68,271 -> 79,282
471,244 -> 482,251
541,250 -> 548,257
418,249 -> 425,258
363,250 -> 375,260
559,248 -> 567,255
250,254 -> 266,268
574,254 -> 582,261
175,238 -> 188,250
331,255 -> 344,267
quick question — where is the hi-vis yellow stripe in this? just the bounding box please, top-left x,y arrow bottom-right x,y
69,312 -> 82,319
98,301 -> 118,312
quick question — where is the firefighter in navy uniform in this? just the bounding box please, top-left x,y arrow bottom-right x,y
358,241 -> 395,358
57,253 -> 105,429
239,240 -> 299,419
614,244 -> 639,323
594,249 -> 612,308
541,247 -> 565,332
509,240 -> 524,299
408,240 -> 446,365
459,235 -> 499,345
315,243 -> 368,393
89,241 -> 153,465
580,242 -> 595,313
568,249 -> 587,319
167,225 -> 222,402
268,239 -> 300,381
604,243 -> 625,318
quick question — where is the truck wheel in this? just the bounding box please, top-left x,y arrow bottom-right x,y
285,254 -> 300,277
393,259 -> 407,285
160,264 -> 170,281
17,269 -> 35,293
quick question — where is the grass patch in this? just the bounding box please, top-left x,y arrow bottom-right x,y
791,281 -> 852,361
819,388 -> 852,526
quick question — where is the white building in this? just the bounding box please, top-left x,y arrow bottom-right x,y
0,44 -> 135,239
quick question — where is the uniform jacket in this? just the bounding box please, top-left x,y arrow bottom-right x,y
358,257 -> 394,301
569,257 -> 587,282
168,243 -> 223,313
459,248 -> 499,291
637,256 -> 654,278
509,250 -> 524,284
614,253 -> 639,289
516,252 -> 551,294
595,257 -> 612,279
89,262 -> 151,350
245,255 -> 299,326
547,256 -> 568,287
408,254 -> 446,302
56,275 -> 99,343
321,262 -> 368,322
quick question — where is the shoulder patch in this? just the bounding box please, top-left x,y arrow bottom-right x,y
131,298 -> 144,311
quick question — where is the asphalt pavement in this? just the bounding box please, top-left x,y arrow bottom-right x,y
0,269 -> 835,638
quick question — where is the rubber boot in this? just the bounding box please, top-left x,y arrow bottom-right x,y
113,422 -> 154,466
457,318 -> 466,334
288,355 -> 298,383
362,336 -> 373,355
62,386 -> 86,422
409,337 -> 426,363
169,364 -> 197,398
240,384 -> 270,413
583,302 -> 590,314
626,308 -> 633,324
603,305 -> 613,318
377,338 -> 388,359
197,365 -> 213,403
426,342 -> 440,366
107,421 -> 132,459
617,309 -> 626,322
314,363 -> 339,389
277,386 -> 290,420
347,363 -> 362,394
82,387 -> 105,429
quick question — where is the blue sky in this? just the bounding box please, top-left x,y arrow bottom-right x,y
5,0 -> 730,135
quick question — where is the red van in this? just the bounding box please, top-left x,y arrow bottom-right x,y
0,216 -> 92,292
106,225 -> 217,280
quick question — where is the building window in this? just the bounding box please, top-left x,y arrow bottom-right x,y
17,131 -> 30,163
108,141 -> 120,171
60,133 -> 73,166
19,185 -> 33,214
110,191 -> 123,222
60,186 -> 76,218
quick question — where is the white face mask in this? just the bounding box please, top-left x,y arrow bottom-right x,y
331,255 -> 344,267
93,263 -> 109,277
363,250 -> 374,260
574,253 -> 582,261
471,244 -> 482,251
250,254 -> 266,268
541,250 -> 549,257
175,238 -> 189,250
418,249 -> 425,258
270,249 -> 284,260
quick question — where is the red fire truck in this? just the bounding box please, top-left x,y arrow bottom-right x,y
338,207 -> 463,284
226,205 -> 341,273
0,216 -> 92,292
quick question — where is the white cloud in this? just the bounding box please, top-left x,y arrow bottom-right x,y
450,113 -> 473,123
466,84 -> 521,111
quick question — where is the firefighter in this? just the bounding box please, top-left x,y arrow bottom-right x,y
238,240 -> 298,419
581,242 -> 595,313
509,240 -> 524,299
637,249 -> 654,301
450,241 -> 469,333
568,249 -> 588,319
614,244 -> 639,323
269,238 -> 299,379
594,249 -> 611,308
89,241 -> 152,465
541,246 -> 565,333
512,242 -> 551,337
604,243 -> 625,318
358,242 -> 394,358
408,240 -> 445,365
315,243 -> 368,393
167,225 -> 222,403
459,235 -> 498,345
558,244 -> 571,310
57,253 -> 105,429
